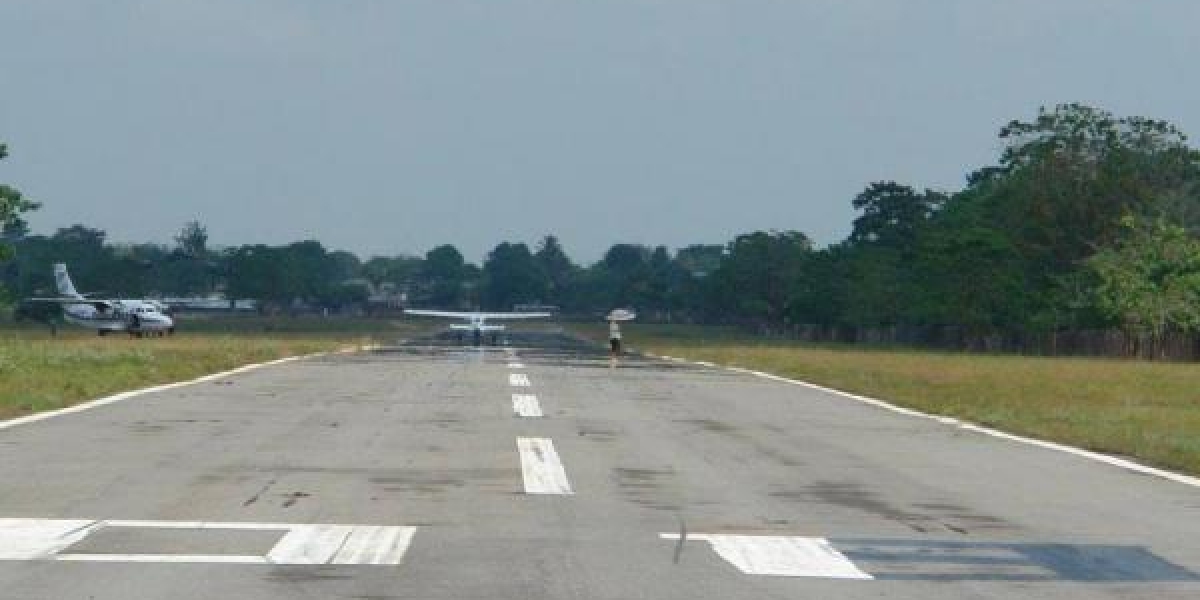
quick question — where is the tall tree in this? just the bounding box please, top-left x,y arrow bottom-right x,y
0,142 -> 40,264
710,231 -> 812,326
534,235 -> 575,307
174,221 -> 209,258
422,244 -> 467,307
1086,217 -> 1200,355
849,182 -> 946,248
482,242 -> 547,310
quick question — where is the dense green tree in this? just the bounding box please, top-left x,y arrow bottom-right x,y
174,221 -> 209,258
481,242 -> 547,309
849,182 -> 946,247
710,231 -> 812,326
422,244 -> 468,307
0,142 -> 40,265
534,235 -> 575,307
674,244 -> 724,277
1086,217 -> 1200,354
362,255 -> 423,287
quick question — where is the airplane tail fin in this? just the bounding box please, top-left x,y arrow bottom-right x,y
53,263 -> 83,299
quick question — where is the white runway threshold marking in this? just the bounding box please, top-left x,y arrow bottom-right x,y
517,437 -> 573,494
660,533 -> 872,579
509,373 -> 532,387
0,519 -> 415,565
512,394 -> 544,417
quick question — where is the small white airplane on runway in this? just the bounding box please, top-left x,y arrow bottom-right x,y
26,263 -> 175,336
404,309 -> 552,345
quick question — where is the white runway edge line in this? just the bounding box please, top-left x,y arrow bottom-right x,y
0,518 -> 416,565
509,373 -> 532,387
512,394 -> 544,418
517,437 -> 573,494
0,350 -> 347,433
659,533 -> 872,579
656,355 -> 1200,489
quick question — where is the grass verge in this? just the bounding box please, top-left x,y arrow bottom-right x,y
0,317 -> 423,421
573,324 -> 1200,476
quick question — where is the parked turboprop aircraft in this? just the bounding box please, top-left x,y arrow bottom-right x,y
404,309 -> 552,345
26,263 -> 175,336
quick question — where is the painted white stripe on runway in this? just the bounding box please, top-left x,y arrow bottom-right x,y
0,518 -> 416,565
517,437 -> 573,494
512,394 -> 544,417
660,533 -> 872,579
331,525 -> 416,565
507,362 -> 525,369
266,525 -> 355,564
509,373 -> 531,387
0,519 -> 100,560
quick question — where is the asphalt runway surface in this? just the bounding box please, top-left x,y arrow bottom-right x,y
1,328 -> 1198,599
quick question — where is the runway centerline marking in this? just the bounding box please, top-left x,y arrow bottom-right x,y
0,519 -> 416,565
512,394 -> 544,417
509,373 -> 531,387
507,362 -> 525,369
517,437 -> 573,494
660,533 -> 872,579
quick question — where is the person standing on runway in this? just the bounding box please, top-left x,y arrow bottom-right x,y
608,317 -> 623,362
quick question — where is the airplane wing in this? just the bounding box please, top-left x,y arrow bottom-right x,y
27,298 -> 118,311
405,309 -> 552,320
477,312 -> 553,320
404,309 -> 475,319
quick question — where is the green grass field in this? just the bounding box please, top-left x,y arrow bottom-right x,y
0,317 -> 425,420
574,324 -> 1200,476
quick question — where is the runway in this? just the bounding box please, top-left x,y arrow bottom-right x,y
0,330 -> 1197,599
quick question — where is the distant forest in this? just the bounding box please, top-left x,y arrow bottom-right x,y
4,104 -> 1200,351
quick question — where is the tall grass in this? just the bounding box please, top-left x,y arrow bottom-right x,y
0,324 -> 392,420
576,324 -> 1200,475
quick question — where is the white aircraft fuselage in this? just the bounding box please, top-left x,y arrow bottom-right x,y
61,300 -> 175,333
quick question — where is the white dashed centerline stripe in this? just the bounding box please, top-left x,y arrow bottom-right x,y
512,394 -> 544,418
509,373 -> 531,387
660,533 -> 872,579
507,362 -> 525,369
517,437 -> 573,494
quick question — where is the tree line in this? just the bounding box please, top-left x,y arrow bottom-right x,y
4,103 -> 1200,352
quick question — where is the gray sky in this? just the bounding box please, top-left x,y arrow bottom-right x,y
2,1 -> 1198,264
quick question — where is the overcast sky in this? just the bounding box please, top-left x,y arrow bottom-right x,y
2,1 -> 1198,263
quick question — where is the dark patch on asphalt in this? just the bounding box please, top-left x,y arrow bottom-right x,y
772,481 -> 924,522
577,421 -> 620,442
676,418 -> 738,434
128,421 -> 169,434
835,538 -> 1200,582
281,491 -> 311,507
771,481 -> 1015,534
266,567 -> 355,582
370,468 -> 519,495
243,477 -> 279,506
614,466 -> 681,511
